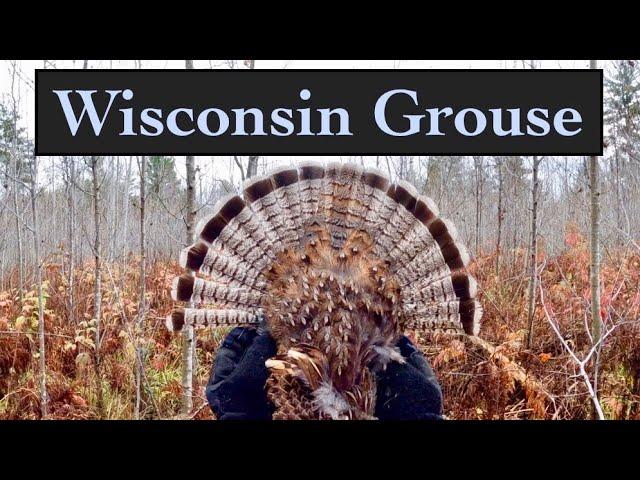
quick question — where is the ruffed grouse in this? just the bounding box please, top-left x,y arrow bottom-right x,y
167,161 -> 482,419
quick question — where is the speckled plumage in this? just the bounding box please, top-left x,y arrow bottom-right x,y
167,162 -> 482,419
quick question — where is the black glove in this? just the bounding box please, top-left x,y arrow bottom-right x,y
374,336 -> 444,420
205,327 -> 277,420
206,329 -> 443,420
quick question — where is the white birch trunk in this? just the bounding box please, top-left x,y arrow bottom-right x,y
181,59 -> 196,415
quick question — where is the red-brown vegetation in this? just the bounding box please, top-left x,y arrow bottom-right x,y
1,233 -> 638,419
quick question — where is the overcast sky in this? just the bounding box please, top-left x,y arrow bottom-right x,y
0,59 -> 600,188
0,59 -> 596,138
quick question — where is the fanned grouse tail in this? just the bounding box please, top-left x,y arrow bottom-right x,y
167,162 -> 482,419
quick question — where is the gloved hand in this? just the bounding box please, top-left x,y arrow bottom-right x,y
374,336 -> 444,420
206,329 -> 443,420
205,327 -> 277,420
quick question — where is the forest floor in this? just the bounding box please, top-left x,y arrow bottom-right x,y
1,229 -> 639,419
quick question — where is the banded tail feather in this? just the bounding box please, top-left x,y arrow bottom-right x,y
166,307 -> 261,331
166,161 -> 482,420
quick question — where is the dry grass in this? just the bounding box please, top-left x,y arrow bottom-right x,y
1,232 -> 639,419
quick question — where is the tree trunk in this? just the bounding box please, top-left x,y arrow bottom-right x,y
120,157 -> 133,258
495,158 -> 504,276
244,60 -> 259,181
181,59 -> 197,415
526,156 -> 541,349
31,154 -> 47,417
511,167 -> 519,270
590,154 -> 602,341
247,156 -> 259,179
64,157 -> 76,323
474,157 -> 483,256
90,155 -> 104,414
589,59 -> 602,397
135,155 -> 146,419
11,149 -> 23,304
10,64 -> 24,303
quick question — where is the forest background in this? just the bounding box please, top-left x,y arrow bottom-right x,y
0,59 -> 638,420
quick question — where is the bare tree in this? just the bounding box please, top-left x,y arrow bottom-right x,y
181,59 -> 196,415
589,60 -> 602,343
135,155 -> 146,419
495,157 -> 504,275
247,156 -> 259,179
243,60 -> 259,180
473,156 -> 484,255
88,154 -> 105,413
119,157 -> 133,259
233,155 -> 259,181
589,59 -> 603,400
5,62 -> 47,415
526,155 -> 542,348
28,154 -> 47,417
76,61 -> 105,414
538,280 -> 624,420
62,156 -> 76,322
233,156 -> 246,182
9,62 -> 24,303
